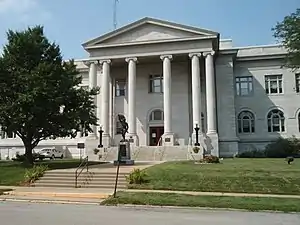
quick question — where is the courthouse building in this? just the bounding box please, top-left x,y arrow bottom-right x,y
1,17 -> 300,159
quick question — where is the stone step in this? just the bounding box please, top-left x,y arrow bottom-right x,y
44,171 -> 129,176
40,174 -> 127,180
35,179 -> 127,185
34,183 -> 127,189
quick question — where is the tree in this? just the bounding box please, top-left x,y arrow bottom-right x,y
273,8 -> 300,70
0,26 -> 99,164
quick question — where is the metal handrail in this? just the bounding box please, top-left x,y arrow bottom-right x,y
75,156 -> 89,188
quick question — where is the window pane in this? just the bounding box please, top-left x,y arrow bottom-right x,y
243,120 -> 250,132
236,83 -> 240,95
153,86 -> 161,93
153,111 -> 162,120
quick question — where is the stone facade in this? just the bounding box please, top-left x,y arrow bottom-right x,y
1,17 -> 300,160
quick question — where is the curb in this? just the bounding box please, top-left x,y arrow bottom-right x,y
0,197 -> 101,205
6,191 -> 110,199
108,204 -> 300,214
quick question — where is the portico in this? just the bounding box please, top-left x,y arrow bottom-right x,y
84,51 -> 217,150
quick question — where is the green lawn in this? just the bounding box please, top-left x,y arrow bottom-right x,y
102,191 -> 300,213
129,159 -> 300,195
0,160 -> 103,186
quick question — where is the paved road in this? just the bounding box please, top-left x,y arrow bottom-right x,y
0,201 -> 299,225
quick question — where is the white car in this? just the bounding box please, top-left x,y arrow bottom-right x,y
38,148 -> 64,160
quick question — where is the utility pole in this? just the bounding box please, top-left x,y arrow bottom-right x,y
113,0 -> 119,30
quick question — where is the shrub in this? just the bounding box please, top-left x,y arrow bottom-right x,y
264,136 -> 300,158
24,165 -> 48,183
12,154 -> 26,162
237,150 -> 266,158
201,155 -> 220,163
126,168 -> 148,185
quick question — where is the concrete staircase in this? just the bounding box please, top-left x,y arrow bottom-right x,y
34,170 -> 129,189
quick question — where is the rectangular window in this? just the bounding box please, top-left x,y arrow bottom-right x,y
265,75 -> 283,94
115,79 -> 126,97
295,74 -> 300,93
149,74 -> 163,93
235,76 -> 253,96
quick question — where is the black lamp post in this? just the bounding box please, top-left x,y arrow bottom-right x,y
194,124 -> 200,146
98,126 -> 103,148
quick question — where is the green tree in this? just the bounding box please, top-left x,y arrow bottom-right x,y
273,8 -> 300,70
0,26 -> 98,164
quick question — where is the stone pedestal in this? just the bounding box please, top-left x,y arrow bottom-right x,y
102,133 -> 111,148
162,133 -> 175,146
114,141 -> 135,165
205,133 -> 219,157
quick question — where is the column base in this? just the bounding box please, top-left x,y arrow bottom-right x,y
204,132 -> 219,157
102,133 -> 111,148
126,133 -> 139,146
162,133 -> 175,146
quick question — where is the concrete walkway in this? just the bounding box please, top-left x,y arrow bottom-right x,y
2,185 -> 300,200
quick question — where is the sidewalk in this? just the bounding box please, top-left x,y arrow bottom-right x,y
2,185 -> 300,203
0,186 -> 114,202
124,189 -> 300,199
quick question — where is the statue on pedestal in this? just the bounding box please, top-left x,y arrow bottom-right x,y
118,114 -> 128,142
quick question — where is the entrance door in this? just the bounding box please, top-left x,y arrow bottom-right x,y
149,126 -> 164,146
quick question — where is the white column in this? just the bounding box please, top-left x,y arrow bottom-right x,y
125,57 -> 138,137
87,61 -> 97,137
160,55 -> 173,134
189,53 -> 202,131
205,51 -> 217,134
100,60 -> 111,137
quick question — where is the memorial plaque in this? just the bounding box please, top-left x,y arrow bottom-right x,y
165,138 -> 171,142
77,143 -> 85,149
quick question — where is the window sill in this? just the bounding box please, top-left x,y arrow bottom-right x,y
266,93 -> 284,96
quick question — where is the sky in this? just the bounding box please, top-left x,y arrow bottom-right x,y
0,0 -> 299,59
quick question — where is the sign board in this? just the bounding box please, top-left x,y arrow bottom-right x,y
77,143 -> 85,149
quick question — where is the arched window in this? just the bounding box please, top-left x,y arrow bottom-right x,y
149,109 -> 164,122
237,111 -> 255,133
267,109 -> 285,132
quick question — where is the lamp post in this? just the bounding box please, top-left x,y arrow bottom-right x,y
98,126 -> 103,148
194,124 -> 200,146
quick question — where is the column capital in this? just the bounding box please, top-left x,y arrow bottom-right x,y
188,53 -> 202,58
160,55 -> 173,61
125,57 -> 138,63
203,51 -> 215,57
99,59 -> 112,65
83,60 -> 98,67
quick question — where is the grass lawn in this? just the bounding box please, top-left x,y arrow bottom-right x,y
0,160 -> 103,186
102,191 -> 300,213
129,159 -> 300,195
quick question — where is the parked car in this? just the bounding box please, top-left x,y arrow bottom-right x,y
37,148 -> 64,160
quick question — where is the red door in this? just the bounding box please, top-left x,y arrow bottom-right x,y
149,126 -> 164,146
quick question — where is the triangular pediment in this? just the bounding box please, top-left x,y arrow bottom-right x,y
83,17 -> 219,48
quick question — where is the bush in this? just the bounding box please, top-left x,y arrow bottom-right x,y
126,168 -> 149,185
237,150 -> 266,158
201,155 -> 220,163
12,154 -> 26,162
24,165 -> 48,183
264,136 -> 300,158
